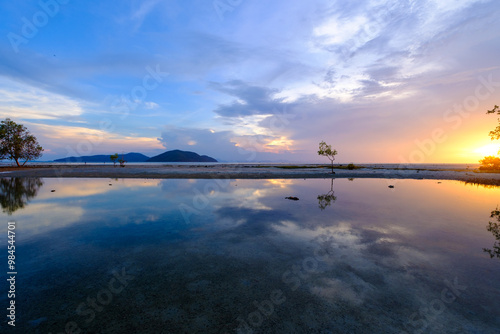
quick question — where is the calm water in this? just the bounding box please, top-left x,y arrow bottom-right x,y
0,177 -> 499,333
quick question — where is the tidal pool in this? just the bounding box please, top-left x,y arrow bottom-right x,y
0,177 -> 499,333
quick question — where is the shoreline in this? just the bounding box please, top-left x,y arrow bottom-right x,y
1,163 -> 500,185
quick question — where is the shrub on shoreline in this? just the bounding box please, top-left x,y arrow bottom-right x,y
479,156 -> 500,171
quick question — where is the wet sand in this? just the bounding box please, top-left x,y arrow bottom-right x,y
1,164 -> 500,185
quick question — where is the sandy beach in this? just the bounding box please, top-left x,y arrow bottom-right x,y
1,163 -> 499,185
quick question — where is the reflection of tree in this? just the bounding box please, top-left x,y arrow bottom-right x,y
483,208 -> 500,259
317,178 -> 337,210
0,177 -> 43,215
463,180 -> 500,189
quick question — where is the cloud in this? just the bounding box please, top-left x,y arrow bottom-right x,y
157,126 -> 297,162
130,0 -> 162,27
314,14 -> 369,45
210,80 -> 293,117
0,77 -> 83,120
144,101 -> 159,109
29,123 -> 163,160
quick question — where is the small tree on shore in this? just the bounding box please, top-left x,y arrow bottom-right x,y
0,118 -> 43,167
479,156 -> 500,170
479,105 -> 500,170
318,141 -> 338,174
110,153 -> 119,167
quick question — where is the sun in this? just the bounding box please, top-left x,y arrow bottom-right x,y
474,143 -> 499,157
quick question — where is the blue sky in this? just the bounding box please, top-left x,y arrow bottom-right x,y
1,0 -> 500,162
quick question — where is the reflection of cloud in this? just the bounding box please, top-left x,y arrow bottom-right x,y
228,187 -> 273,211
37,179 -> 113,199
12,203 -> 84,238
38,179 -> 160,200
214,207 -> 289,236
221,179 -> 309,211
273,221 -> 364,248
266,179 -> 293,188
311,278 -> 366,306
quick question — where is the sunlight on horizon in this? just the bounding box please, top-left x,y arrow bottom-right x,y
474,143 -> 500,158
442,133 -> 500,163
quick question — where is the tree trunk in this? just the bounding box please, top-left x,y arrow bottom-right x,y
14,158 -> 21,167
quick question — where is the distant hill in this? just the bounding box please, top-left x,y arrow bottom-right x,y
53,152 -> 149,163
147,150 -> 217,162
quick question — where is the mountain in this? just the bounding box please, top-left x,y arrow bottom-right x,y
147,150 -> 217,162
53,152 -> 149,163
53,150 -> 217,163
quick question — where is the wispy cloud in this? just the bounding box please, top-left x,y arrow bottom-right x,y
129,0 -> 162,31
157,126 -> 296,161
210,80 -> 291,117
30,123 -> 163,159
0,77 -> 83,120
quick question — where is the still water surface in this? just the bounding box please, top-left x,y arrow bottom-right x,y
0,177 -> 499,333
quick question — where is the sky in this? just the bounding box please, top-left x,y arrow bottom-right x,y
1,0 -> 500,163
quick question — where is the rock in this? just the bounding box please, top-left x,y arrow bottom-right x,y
285,196 -> 299,201
50,190 -> 55,192
388,185 -> 395,189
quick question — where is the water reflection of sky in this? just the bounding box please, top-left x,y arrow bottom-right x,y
0,178 -> 499,333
